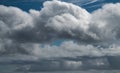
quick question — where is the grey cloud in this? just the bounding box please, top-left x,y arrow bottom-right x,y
0,56 -> 112,71
27,41 -> 120,58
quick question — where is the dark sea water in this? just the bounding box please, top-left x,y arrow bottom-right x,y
15,70 -> 120,73
26,70 -> 120,73
0,65 -> 120,73
1,70 -> 120,73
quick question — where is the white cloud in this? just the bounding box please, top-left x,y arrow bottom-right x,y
0,5 -> 33,30
0,0 -> 120,59
90,3 -> 120,41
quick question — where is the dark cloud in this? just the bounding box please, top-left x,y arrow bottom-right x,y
1,56 -> 118,71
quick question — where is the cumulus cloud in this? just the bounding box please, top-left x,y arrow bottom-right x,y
29,0 -> 98,42
90,3 -> 120,41
0,5 -> 33,29
0,0 -> 120,60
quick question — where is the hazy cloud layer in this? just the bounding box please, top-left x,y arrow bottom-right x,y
0,0 -> 120,59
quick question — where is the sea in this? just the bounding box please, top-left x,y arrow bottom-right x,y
27,70 -> 120,73
0,70 -> 120,73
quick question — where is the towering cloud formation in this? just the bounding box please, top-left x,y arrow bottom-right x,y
0,0 -> 120,59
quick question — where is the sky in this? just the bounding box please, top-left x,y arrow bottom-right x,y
0,0 -> 120,12
0,0 -> 120,72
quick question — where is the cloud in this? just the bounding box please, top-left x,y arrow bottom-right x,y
0,0 -> 120,60
90,3 -> 120,41
13,57 -> 109,71
0,5 -> 33,29
24,41 -> 120,59
5,0 -> 98,44
29,0 -> 97,42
